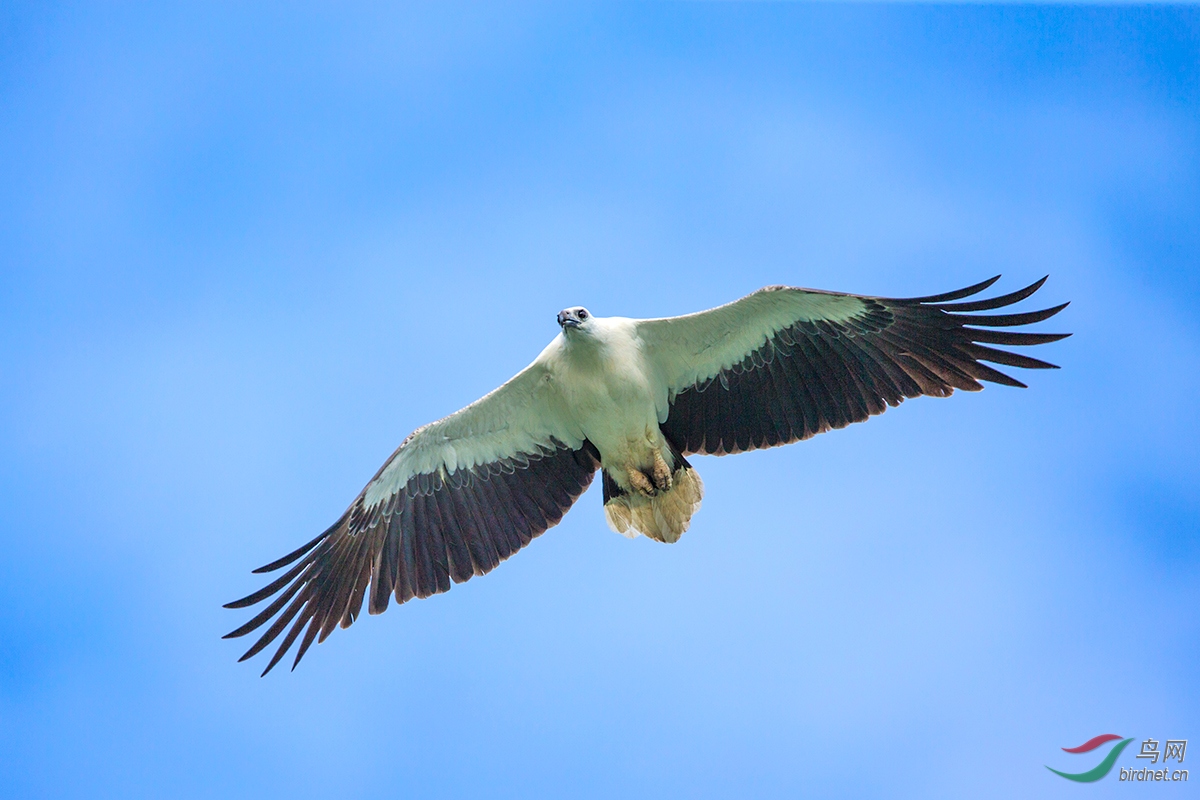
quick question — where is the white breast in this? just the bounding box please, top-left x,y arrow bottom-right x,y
549,318 -> 664,469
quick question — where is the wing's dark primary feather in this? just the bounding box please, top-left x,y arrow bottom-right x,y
224,440 -> 602,675
661,276 -> 1069,456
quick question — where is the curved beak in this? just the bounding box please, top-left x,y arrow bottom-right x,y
557,311 -> 580,329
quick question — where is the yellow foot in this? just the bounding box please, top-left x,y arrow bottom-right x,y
627,467 -> 656,497
651,451 -> 673,492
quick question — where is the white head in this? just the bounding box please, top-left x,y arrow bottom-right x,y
556,306 -> 594,335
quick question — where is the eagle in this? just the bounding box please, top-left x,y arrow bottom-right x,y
226,275 -> 1068,674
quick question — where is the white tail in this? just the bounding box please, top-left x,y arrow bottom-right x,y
604,465 -> 704,544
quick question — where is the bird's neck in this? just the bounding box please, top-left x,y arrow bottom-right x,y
562,330 -> 606,369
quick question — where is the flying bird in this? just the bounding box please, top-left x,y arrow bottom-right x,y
226,275 -> 1068,674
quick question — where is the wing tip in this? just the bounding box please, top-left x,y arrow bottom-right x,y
908,274 -> 1002,304
1045,300 -> 1070,315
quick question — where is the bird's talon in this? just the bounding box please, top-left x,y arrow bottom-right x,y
651,451 -> 673,492
628,468 -> 657,497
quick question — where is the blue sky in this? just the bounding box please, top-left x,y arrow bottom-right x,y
1,3 -> 1197,798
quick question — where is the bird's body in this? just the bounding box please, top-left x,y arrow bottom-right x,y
226,276 -> 1069,674
539,315 -> 665,488
545,314 -> 704,542
368,312 -> 701,543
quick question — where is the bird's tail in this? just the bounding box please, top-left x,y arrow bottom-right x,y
602,455 -> 704,544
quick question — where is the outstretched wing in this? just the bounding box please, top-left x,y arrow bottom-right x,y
637,276 -> 1069,455
224,358 -> 601,675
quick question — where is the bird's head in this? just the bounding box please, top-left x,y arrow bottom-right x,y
557,306 -> 592,333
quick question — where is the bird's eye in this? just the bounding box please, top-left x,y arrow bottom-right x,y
578,310 -> 588,319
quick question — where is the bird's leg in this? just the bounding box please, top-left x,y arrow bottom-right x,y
650,450 -> 673,492
627,467 -> 657,497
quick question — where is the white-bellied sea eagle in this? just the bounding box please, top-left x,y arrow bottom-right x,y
226,275 -> 1068,674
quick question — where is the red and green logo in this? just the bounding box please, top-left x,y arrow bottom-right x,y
1047,734 -> 1135,782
